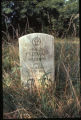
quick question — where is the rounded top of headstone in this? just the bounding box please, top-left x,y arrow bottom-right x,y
19,33 -> 54,40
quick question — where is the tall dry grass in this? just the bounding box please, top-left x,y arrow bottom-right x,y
2,37 -> 80,118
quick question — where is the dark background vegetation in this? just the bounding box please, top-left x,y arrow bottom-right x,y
2,0 -> 79,42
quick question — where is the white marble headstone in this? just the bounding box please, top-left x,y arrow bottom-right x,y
19,33 -> 54,88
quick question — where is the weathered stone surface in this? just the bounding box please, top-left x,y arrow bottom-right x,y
19,33 -> 54,88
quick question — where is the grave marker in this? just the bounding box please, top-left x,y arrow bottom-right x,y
19,33 -> 54,88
